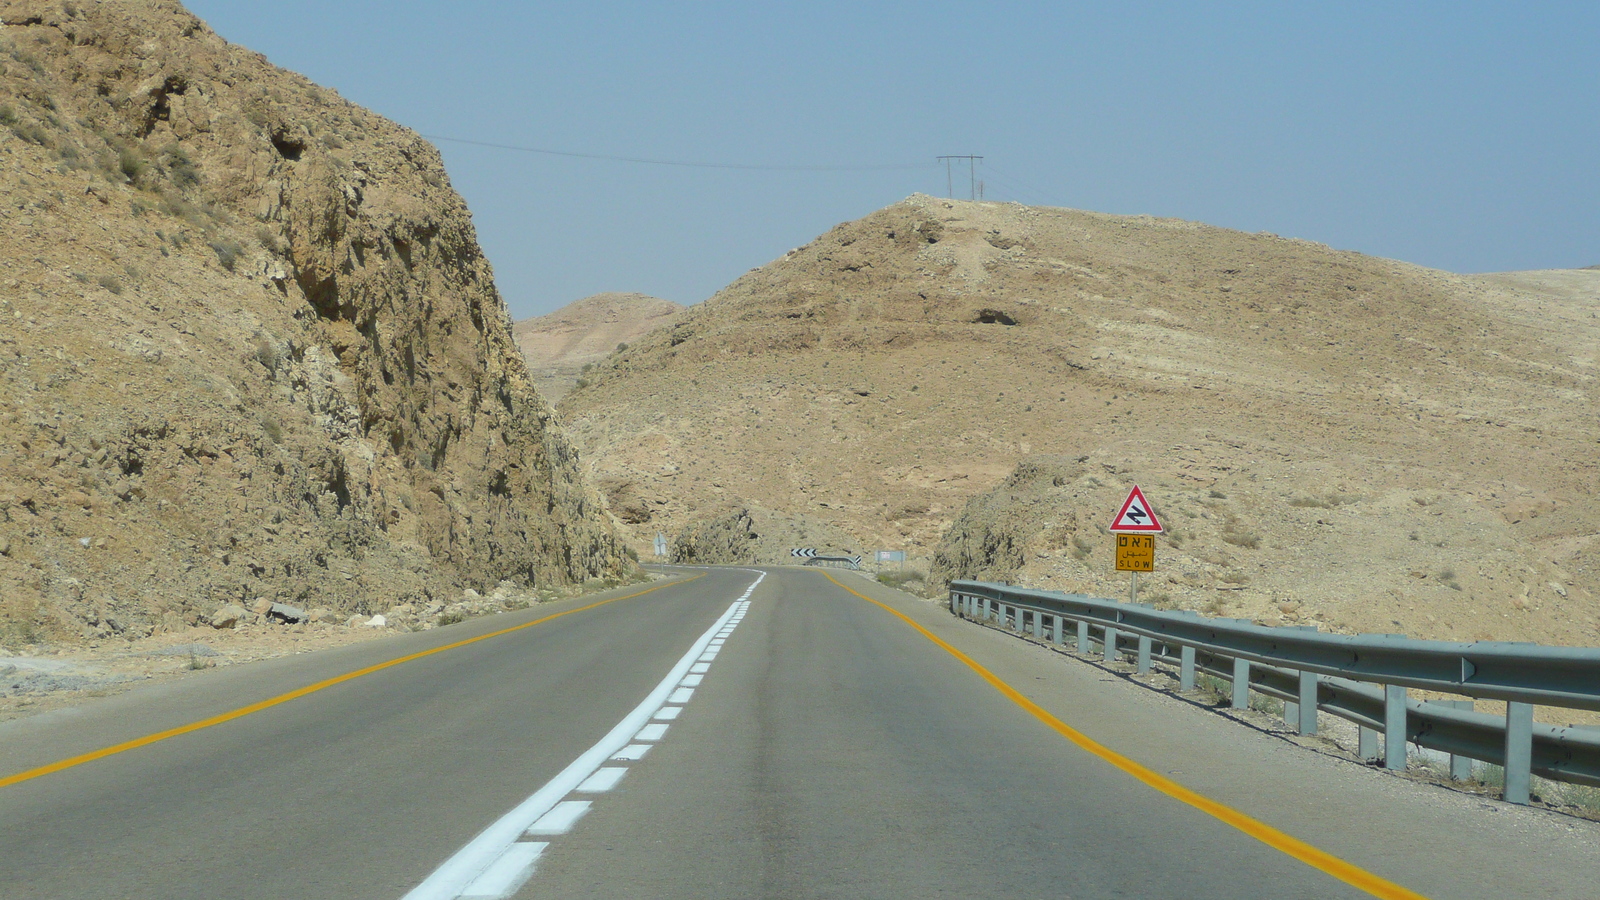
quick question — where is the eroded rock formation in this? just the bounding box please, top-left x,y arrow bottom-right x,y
0,0 -> 633,644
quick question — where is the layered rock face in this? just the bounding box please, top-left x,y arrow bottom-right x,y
0,1 -> 632,645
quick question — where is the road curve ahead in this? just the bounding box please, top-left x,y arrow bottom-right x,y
1,566 -> 1595,899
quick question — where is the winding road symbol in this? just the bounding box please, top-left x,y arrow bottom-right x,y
1110,485 -> 1164,533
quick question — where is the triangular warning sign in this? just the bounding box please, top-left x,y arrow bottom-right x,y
1110,485 -> 1164,533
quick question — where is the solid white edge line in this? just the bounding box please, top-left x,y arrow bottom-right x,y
525,800 -> 592,836
456,841 -> 545,900
399,597 -> 744,900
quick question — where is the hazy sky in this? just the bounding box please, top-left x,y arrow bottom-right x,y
184,2 -> 1598,320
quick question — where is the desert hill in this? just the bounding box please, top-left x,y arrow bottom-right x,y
513,293 -> 682,402
0,0 -> 632,647
560,194 -> 1599,644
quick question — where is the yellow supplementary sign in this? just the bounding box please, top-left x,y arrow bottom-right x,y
1115,534 -> 1155,572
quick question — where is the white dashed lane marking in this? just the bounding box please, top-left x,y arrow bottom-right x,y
611,744 -> 650,762
401,570 -> 765,900
575,767 -> 627,793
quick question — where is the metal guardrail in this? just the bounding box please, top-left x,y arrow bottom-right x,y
803,555 -> 862,570
950,580 -> 1600,803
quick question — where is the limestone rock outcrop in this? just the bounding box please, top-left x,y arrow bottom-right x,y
0,1 -> 633,645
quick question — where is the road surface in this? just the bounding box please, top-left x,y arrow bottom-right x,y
1,566 -> 1596,899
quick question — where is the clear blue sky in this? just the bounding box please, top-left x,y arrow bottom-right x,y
185,1 -> 1598,319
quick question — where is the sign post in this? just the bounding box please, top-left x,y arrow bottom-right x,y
1109,485 -> 1163,604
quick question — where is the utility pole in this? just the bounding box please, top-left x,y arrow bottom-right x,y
936,155 -> 983,200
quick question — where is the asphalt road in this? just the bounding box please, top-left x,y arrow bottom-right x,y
1,566 -> 1596,899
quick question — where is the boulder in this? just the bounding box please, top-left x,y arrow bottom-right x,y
364,614 -> 388,629
208,604 -> 249,629
266,603 -> 306,624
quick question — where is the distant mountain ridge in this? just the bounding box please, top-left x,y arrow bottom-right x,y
514,293 -> 683,402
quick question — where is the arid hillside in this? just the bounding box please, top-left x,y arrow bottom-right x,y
513,292 -> 682,402
560,194 -> 1599,645
0,0 -> 633,647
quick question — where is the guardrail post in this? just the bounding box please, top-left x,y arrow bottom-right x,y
1297,670 -> 1318,735
1076,619 -> 1089,655
1230,657 -> 1249,709
1358,726 -> 1378,760
1103,626 -> 1119,663
1504,701 -> 1534,805
1449,700 -> 1473,781
1136,635 -> 1152,674
1048,614 -> 1060,646
1384,684 -> 1407,771
1426,699 -> 1475,780
1179,645 -> 1196,691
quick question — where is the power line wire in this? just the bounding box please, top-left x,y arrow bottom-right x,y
421,134 -> 936,172
978,161 -> 1073,209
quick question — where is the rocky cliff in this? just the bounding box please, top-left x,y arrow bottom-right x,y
0,0 -> 633,646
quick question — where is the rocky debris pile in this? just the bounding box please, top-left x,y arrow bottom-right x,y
0,657 -> 139,697
199,579 -> 593,634
0,0 -> 635,649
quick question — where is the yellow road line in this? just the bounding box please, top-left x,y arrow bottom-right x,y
0,575 -> 701,790
821,572 -> 1429,900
